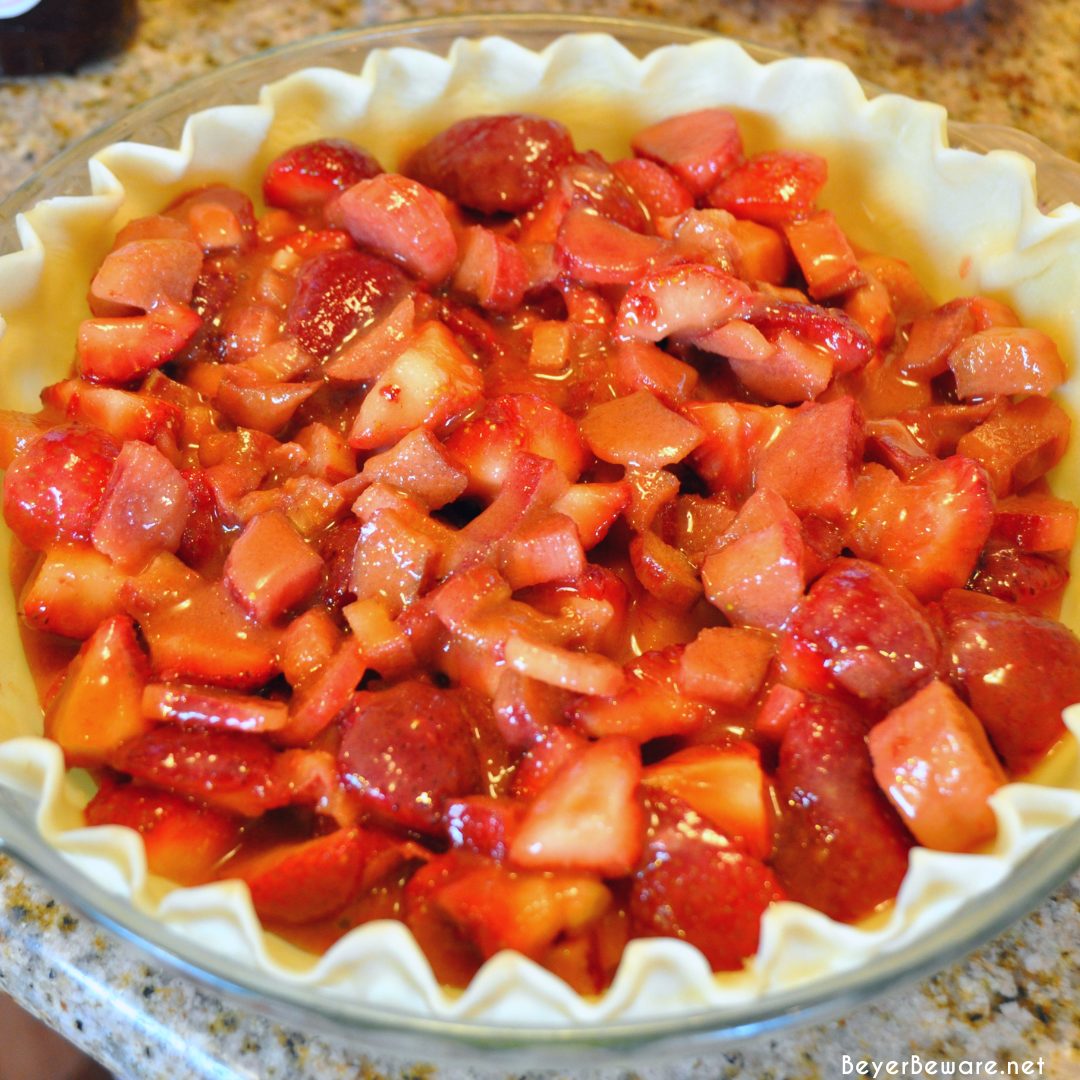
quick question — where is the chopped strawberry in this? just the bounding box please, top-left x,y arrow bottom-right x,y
969,546 -> 1070,613
444,796 -> 525,860
337,681 -> 495,833
142,682 -> 289,734
166,185 -> 256,252
726,327 -> 834,403
580,390 -> 704,469
955,396 -> 1070,497
556,206 -> 673,286
630,793 -> 782,969
687,400 -> 790,498
91,441 -> 191,571
85,776 -> 240,886
611,340 -> 699,406
868,680 -> 1007,852
348,509 -> 441,617
948,327 -> 1066,399
44,614 -> 151,766
3,425 -> 119,549
616,263 -> 754,341
772,697 -> 912,922
551,482 -> 630,550
44,380 -> 183,446
754,682 -> 806,743
510,736 -> 643,876
347,320 -> 483,451
992,492 -> 1079,553
444,393 -> 589,500
285,249 -> 409,361
611,157 -> 694,220
707,149 -> 827,226
77,303 -> 202,385
224,510 -> 324,624
20,544 -> 128,640
780,560 -> 940,709
943,597 -> 1080,773
88,237 -> 203,318
748,298 -> 874,376
263,138 -> 382,211
491,668 -> 567,749
332,172 -> 458,285
783,211 -> 866,300
678,626 -> 775,708
277,638 -> 366,746
404,114 -> 575,215
631,108 -> 743,196
556,152 -> 649,232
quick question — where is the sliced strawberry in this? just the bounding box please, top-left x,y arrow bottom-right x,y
707,149 -> 827,226
849,456 -> 994,601
969,546 -> 1070,613
263,138 -> 382,211
91,441 -> 191,571
404,114 -> 575,215
611,340 -> 699,406
688,400 -> 791,498
444,393 -> 589,500
748,298 -> 873,376
223,510 -> 324,624
444,796 -> 525,860
868,679 -> 1006,852
943,596 -> 1080,773
499,513 -> 587,591
556,206 -> 673,286
955,396 -> 1070,497
3,425 -> 119,549
727,327 -> 834,403
772,697 -> 912,921
332,172 -> 457,285
616,263 -> 753,341
348,320 -> 483,451
629,530 -> 702,610
780,559 -> 939,709
948,327 -> 1066,399
510,736 -> 643,876
491,668 -> 567,749
277,638 -> 366,747
678,626 -> 775,708
630,793 -> 782,969
44,614 -> 151,766
77,303 -> 201,385
20,544 -> 128,640
631,108 -> 743,196
45,380 -> 183,446
754,396 -> 865,521
556,152 -> 648,232
580,390 -> 704,469
991,492 -> 1079,553
611,157 -> 694,220
142,682 -> 288,734
285,249 -> 409,361
337,681 -> 496,833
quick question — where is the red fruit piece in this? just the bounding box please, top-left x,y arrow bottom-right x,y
21,545 -> 128,639
166,185 -> 256,252
557,153 -> 650,232
44,614 -> 151,766
85,776 -> 240,886
451,225 -> 529,313
678,626 -> 775,708
337,681 -> 494,833
510,736 -> 644,877
3,425 -> 119,549
88,238 -> 203,317
848,456 -> 994,601
263,138 -> 383,211
579,390 -> 703,469
332,173 -> 458,285
111,726 -> 287,817
748,298 -> 874,376
556,206 -> 673,286
230,828 -> 394,923
505,636 -> 625,698
45,380 -> 183,446
992,492 -> 1079,553
444,795 -> 525,860
781,560 -> 940,709
445,393 -> 589,500
969,547 -> 1070,613
629,531 -> 702,610
631,108 -> 743,196
948,327 -> 1066,399
77,303 -> 202,385
707,149 -> 828,226
782,210 -> 866,300
772,697 -> 912,922
91,441 -> 192,571
868,679 -> 1007,852
285,249 -> 409,361
943,596 -> 1080,773
630,793 -> 782,969
754,396 -> 865,521
404,114 -> 575,215
142,683 -> 289,734
611,157 -> 694,221
224,510 -> 324,624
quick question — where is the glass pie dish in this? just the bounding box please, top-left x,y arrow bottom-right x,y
0,13 -> 1079,1064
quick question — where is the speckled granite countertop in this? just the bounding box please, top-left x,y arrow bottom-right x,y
1,1 -> 1079,1078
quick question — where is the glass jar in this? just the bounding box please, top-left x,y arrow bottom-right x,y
0,0 -> 137,76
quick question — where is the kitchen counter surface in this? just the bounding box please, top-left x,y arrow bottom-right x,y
1,1 -> 1078,1077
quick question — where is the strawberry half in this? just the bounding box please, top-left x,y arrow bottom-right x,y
263,138 -> 383,211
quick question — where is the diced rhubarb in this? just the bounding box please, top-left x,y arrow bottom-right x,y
452,225 -> 529,313
783,211 -> 866,300
510,736 -> 644,876
142,683 -> 289,734
780,560 -> 939,709
88,238 -> 203,317
342,596 -> 416,677
772,696 -> 912,921
279,607 -> 342,688
499,513 -> 586,591
623,467 -> 680,534
167,185 -> 256,252
631,108 -> 743,196
276,638 -> 366,746
215,378 -> 320,436
678,626 -> 775,707
611,340 -> 699,406
551,482 -> 630,550
505,636 -> 625,698
333,172 -> 458,285
21,545 -> 128,639
77,303 -> 201,385
727,328 -> 834,403
224,510 -> 324,624
948,327 -> 1067,399
85,776 -> 240,886
629,530 -> 702,610
944,597 -> 1080,773
348,509 -> 441,618
955,396 -> 1070,497
992,491 -> 1079,553
91,441 -> 191,571
616,263 -> 753,341
556,206 -> 673,286
642,744 -> 772,859
348,321 -> 483,451
580,390 -> 703,469
707,150 -> 828,226
688,400 -> 790,498
44,614 -> 151,765
868,680 -> 1007,852
359,427 -> 468,509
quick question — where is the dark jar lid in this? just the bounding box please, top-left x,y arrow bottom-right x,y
0,0 -> 138,76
